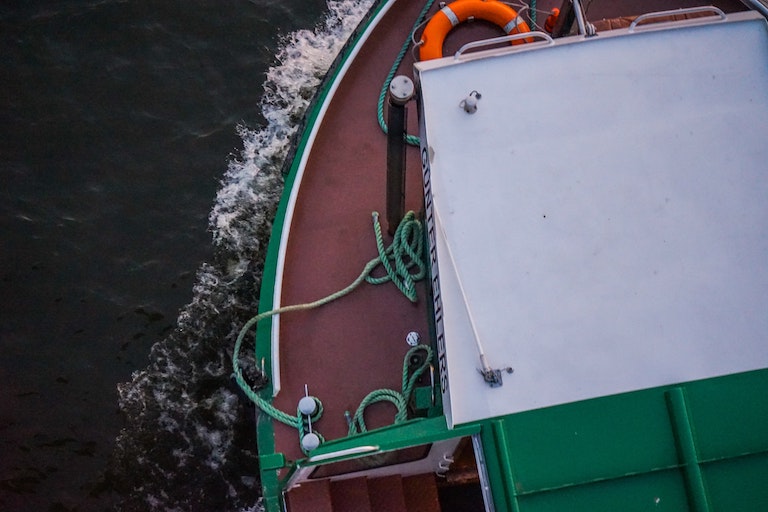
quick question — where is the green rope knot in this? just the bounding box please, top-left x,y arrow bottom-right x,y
366,211 -> 425,302
347,344 -> 433,436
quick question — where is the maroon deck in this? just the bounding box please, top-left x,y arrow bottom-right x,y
272,0 -> 432,464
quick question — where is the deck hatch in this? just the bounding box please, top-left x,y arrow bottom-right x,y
415,11 -> 768,427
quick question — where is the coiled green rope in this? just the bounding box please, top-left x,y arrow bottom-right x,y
377,0 -> 436,146
347,344 -> 433,436
232,211 -> 426,452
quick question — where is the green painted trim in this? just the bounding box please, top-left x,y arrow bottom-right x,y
491,419 -> 521,512
256,413 -> 282,510
477,420 -> 511,512
298,416 -> 479,468
666,387 -> 711,512
259,452 -> 287,471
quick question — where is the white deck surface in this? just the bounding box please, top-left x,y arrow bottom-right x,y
415,12 -> 768,427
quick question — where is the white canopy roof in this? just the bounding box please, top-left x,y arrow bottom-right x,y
415,11 -> 768,427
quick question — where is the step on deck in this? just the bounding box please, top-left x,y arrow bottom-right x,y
403,474 -> 442,512
331,477 -> 372,512
285,479 -> 333,512
368,475 -> 407,512
286,473 -> 441,512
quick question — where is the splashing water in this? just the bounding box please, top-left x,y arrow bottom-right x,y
111,1 -> 374,510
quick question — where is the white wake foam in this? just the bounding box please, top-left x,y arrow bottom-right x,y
113,2 -> 375,511
210,0 -> 375,264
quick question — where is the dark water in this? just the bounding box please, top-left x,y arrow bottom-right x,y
0,0 -> 367,510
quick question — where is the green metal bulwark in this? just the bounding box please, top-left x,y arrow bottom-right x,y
297,416 -> 480,469
490,419 -> 521,512
474,369 -> 768,512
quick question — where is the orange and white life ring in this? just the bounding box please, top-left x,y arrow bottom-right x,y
419,0 -> 532,61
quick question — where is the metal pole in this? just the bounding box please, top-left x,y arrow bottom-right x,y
741,0 -> 768,18
386,75 -> 414,235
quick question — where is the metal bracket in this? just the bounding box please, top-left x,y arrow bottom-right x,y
478,366 -> 514,387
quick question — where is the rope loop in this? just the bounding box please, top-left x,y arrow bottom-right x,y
296,398 -> 325,453
347,389 -> 406,436
232,212 -> 427,452
377,0 -> 436,146
366,211 -> 425,302
347,344 -> 433,436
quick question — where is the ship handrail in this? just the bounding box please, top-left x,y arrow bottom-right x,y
306,445 -> 380,463
742,0 -> 768,19
454,31 -> 554,59
628,6 -> 726,32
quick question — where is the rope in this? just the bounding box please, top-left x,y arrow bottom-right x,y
347,344 -> 433,436
377,0 -> 436,146
296,397 -> 325,450
366,210 -> 425,300
232,211 -> 427,452
377,0 -> 542,145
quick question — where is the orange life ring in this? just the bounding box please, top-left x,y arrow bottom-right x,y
419,0 -> 532,61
